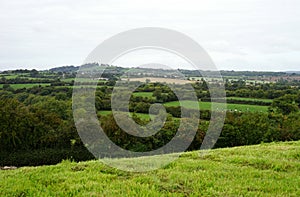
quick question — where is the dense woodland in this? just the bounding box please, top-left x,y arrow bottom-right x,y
0,65 -> 300,166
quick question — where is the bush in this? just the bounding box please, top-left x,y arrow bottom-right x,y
0,147 -> 94,167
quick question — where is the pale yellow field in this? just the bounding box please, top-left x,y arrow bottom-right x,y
121,77 -> 192,84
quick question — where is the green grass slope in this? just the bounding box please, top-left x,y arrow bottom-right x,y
1,141 -> 299,196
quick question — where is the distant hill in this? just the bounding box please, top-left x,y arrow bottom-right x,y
285,71 -> 300,74
49,66 -> 79,73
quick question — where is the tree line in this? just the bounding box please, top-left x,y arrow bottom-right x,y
0,68 -> 300,166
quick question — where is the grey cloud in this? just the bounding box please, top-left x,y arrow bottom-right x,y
0,0 -> 299,71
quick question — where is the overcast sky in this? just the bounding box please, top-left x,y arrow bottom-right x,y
0,0 -> 299,71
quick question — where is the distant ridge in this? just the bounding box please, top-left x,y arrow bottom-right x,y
49,65 -> 79,73
285,71 -> 300,74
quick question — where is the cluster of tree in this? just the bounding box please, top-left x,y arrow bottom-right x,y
1,85 -> 73,100
96,110 -> 300,153
220,70 -> 288,77
47,64 -> 299,79
0,96 -> 95,166
1,80 -> 299,167
0,77 -> 54,84
270,94 -> 300,115
49,65 -> 79,73
225,81 -> 299,99
0,66 -> 300,167
100,114 -> 180,152
215,112 -> 300,148
179,69 -> 290,78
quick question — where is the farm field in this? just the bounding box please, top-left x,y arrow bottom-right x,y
60,78 -> 75,82
189,77 -> 223,82
132,92 -> 154,97
98,111 -> 153,121
1,141 -> 299,196
164,100 -> 269,112
0,83 -> 50,89
0,74 -> 20,79
131,92 -> 273,104
98,111 -> 185,122
62,78 -> 107,83
123,77 -> 192,84
227,97 -> 273,103
0,74 -> 56,81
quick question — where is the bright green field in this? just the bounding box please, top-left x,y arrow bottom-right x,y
61,78 -> 75,82
69,78 -> 107,83
164,101 -> 269,112
227,97 -> 273,103
132,92 -> 154,97
98,110 -> 114,116
1,141 -> 299,196
98,111 -> 182,122
0,83 -> 50,89
0,74 -> 19,79
98,111 -> 152,121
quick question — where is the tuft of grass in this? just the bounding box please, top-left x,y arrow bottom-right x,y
1,141 -> 299,196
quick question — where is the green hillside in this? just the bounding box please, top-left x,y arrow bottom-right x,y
1,141 -> 299,196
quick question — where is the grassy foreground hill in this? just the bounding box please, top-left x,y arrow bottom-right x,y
1,141 -> 299,196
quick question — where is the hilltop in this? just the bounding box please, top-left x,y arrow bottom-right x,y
1,141 -> 299,196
